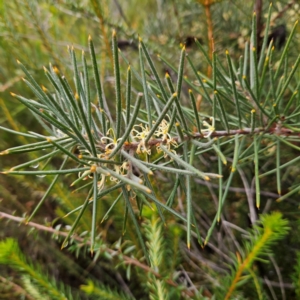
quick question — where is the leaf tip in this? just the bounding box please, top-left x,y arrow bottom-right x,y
61,242 -> 67,250
53,66 -> 60,74
0,150 -> 9,155
90,165 -> 97,173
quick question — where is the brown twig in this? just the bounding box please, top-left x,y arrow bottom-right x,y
203,0 -> 214,78
259,0 -> 297,33
271,0 -> 296,24
0,211 -> 195,297
0,275 -> 35,300
117,126 -> 296,152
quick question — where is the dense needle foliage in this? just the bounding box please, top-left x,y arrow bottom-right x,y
0,1 -> 300,299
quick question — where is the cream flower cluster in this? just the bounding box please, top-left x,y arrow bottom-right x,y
79,117 -> 215,192
132,119 -> 178,157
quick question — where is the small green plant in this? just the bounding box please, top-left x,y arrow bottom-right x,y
0,238 -> 73,300
220,212 -> 290,299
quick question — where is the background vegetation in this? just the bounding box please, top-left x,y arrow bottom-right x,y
0,0 -> 300,299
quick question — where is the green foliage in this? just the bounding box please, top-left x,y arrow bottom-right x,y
0,238 -> 73,300
219,212 -> 290,299
80,280 -> 134,300
144,217 -> 170,300
1,0 -> 300,299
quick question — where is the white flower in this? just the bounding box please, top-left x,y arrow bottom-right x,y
201,117 -> 215,138
155,119 -> 178,157
131,124 -> 151,155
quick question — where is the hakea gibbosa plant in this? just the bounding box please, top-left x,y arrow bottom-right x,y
1,7 -> 300,266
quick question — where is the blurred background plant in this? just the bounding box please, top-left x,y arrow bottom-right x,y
0,0 -> 300,299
